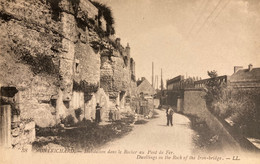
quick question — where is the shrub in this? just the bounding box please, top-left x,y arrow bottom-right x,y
208,86 -> 259,137
228,90 -> 257,125
91,1 -> 115,36
75,108 -> 83,121
204,71 -> 260,137
134,120 -> 147,125
61,115 -> 75,127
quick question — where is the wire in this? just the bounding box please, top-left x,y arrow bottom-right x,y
186,0 -> 210,39
210,0 -> 231,25
196,0 -> 224,35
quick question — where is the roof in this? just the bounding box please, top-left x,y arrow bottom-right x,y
137,80 -> 143,86
136,77 -> 156,95
230,68 -> 260,82
136,77 -> 149,87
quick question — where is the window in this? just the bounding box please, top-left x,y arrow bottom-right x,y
75,59 -> 80,74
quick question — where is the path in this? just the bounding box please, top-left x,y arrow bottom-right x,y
98,109 -> 198,154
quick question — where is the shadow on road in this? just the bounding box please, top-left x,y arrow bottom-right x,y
157,124 -> 168,127
174,123 -> 190,126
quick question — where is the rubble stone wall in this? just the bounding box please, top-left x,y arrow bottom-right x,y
11,119 -> 35,149
100,49 -> 134,100
111,55 -> 129,92
100,55 -> 113,95
100,48 -> 138,113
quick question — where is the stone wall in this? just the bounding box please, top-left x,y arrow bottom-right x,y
11,118 -> 35,149
100,54 -> 114,93
183,89 -> 241,151
100,48 -> 130,95
100,43 -> 137,110
111,54 -> 130,92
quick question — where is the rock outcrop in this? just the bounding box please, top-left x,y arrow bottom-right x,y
0,0 -> 137,127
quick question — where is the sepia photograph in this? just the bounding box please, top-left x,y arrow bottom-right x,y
0,0 -> 259,163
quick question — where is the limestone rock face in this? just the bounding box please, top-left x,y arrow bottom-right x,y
0,0 -> 101,127
0,0 -> 137,126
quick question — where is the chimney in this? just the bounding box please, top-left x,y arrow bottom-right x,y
248,64 -> 253,71
234,66 -> 243,73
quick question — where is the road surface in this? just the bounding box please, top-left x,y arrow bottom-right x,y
98,109 -> 198,154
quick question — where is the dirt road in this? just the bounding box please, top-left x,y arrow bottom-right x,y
98,109 -> 198,154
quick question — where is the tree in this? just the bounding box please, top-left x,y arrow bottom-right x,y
207,70 -> 218,78
205,70 -> 222,111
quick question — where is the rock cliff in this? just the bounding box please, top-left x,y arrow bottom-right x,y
0,0 -> 136,127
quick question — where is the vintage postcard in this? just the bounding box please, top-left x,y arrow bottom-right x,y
0,0 -> 259,163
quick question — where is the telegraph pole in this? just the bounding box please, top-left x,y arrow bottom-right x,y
159,68 -> 163,106
151,62 -> 154,111
152,62 -> 154,88
156,75 -> 158,90
161,68 -> 163,91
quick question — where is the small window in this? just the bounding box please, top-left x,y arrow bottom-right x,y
63,101 -> 70,109
50,99 -> 57,108
75,59 -> 80,73
76,63 -> 79,73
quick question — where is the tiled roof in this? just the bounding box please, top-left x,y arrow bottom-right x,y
230,68 -> 260,82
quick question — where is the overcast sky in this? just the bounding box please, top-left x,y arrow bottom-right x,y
95,0 -> 260,86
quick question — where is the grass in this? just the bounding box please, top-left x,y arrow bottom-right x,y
33,114 -> 135,152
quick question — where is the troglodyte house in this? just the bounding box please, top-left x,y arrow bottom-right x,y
0,0 -> 137,130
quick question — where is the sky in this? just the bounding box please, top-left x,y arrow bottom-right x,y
95,0 -> 260,86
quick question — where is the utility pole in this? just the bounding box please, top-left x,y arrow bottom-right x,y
160,68 -> 164,106
152,62 -> 154,88
156,75 -> 158,90
161,68 -> 163,91
152,62 -> 155,111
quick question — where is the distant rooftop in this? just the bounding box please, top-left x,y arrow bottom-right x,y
137,77 -> 146,86
230,65 -> 260,82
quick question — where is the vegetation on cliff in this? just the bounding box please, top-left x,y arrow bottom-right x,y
91,1 -> 115,36
205,71 -> 260,139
